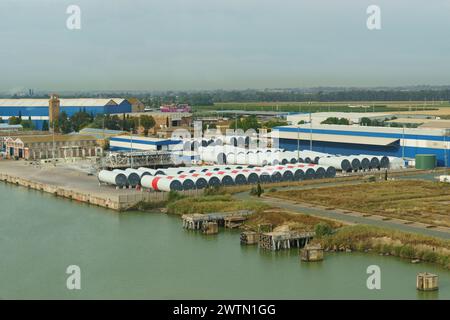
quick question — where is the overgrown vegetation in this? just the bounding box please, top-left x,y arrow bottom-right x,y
314,222 -> 334,237
270,180 -> 450,227
315,225 -> 450,269
166,194 -> 268,215
243,209 -> 342,233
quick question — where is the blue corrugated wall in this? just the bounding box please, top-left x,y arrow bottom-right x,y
0,100 -> 132,130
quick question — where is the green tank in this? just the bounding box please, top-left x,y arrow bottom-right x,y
415,154 -> 437,170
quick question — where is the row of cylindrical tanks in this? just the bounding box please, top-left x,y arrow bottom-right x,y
98,163 -> 336,191
182,136 -> 252,150
196,146 -> 390,171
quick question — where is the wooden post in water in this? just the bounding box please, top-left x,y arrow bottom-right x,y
417,272 -> 438,291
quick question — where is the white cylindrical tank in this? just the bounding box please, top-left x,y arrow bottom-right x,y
113,169 -> 140,187
318,157 -> 352,172
98,170 -> 128,188
359,155 -> 380,168
148,176 -> 183,192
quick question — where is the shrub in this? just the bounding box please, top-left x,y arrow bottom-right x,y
167,190 -> 185,202
399,245 -> 416,259
315,222 -> 333,237
204,185 -> 225,196
421,251 -> 438,263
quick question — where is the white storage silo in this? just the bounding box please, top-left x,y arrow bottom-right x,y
98,170 -> 128,188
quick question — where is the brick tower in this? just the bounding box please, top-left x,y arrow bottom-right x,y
48,94 -> 60,132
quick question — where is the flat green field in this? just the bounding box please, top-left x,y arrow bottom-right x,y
194,101 -> 447,114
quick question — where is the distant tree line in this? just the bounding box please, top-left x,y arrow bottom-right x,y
136,89 -> 450,106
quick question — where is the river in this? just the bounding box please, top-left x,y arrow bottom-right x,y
0,182 -> 449,299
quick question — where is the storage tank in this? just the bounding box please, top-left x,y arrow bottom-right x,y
415,154 -> 437,170
141,176 -> 182,191
379,156 -> 390,168
355,156 -> 370,170
207,176 -> 221,187
155,177 -> 183,192
258,171 -> 271,183
324,166 -> 337,178
270,170 -> 283,183
359,155 -> 380,168
304,167 -> 316,180
98,170 -> 127,188
348,157 -> 361,171
221,174 -> 235,186
177,175 -> 196,190
318,157 -> 352,172
113,169 -> 140,187
191,175 -> 209,189
242,170 -> 259,184
314,166 -> 326,179
232,172 -> 247,185
280,168 -> 295,181
293,168 -> 305,180
140,175 -> 157,189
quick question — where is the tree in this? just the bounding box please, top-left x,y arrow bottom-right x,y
315,223 -> 333,237
229,115 -> 260,131
58,111 -> 72,134
70,111 -> 92,131
8,116 -> 21,125
263,119 -> 288,129
21,116 -> 35,130
321,117 -> 350,125
42,120 -> 49,131
139,115 -> 155,136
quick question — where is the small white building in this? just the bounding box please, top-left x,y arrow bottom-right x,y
109,135 -> 182,152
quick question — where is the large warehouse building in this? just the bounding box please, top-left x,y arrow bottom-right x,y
272,124 -> 450,166
0,96 -> 132,130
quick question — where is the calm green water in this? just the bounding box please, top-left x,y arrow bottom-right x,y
0,182 -> 449,299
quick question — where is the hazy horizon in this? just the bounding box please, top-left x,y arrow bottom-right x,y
1,0 -> 450,92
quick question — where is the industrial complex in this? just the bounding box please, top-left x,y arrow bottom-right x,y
0,94 -> 449,208
272,123 -> 450,166
0,96 -> 133,129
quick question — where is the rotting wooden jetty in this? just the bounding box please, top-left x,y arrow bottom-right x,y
259,231 -> 315,251
224,215 -> 247,229
182,210 -> 253,231
240,231 -> 259,245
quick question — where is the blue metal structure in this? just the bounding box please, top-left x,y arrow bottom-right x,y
0,98 -> 132,130
273,125 -> 450,167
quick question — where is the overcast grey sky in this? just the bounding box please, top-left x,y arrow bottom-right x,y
1,0 -> 449,91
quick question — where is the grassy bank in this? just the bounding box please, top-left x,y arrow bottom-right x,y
269,180 -> 450,228
243,208 -> 343,233
166,194 -> 268,215
314,225 -> 450,269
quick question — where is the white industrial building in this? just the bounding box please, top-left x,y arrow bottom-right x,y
286,112 -> 393,125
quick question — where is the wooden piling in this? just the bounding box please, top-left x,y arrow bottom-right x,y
240,231 -> 258,245
258,231 -> 315,251
417,272 -> 439,291
202,222 -> 218,235
301,244 -> 324,262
